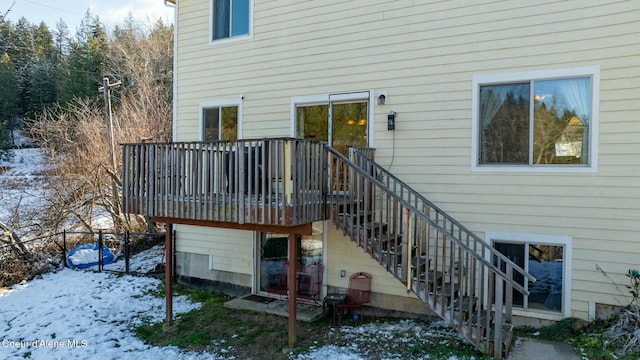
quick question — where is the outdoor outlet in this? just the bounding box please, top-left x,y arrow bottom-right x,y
340,270 -> 346,278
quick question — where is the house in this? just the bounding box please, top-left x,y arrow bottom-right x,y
123,0 -> 640,357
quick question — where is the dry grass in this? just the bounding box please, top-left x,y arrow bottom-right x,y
134,287 -> 489,360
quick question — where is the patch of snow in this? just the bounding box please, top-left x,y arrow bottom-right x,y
0,244 -> 474,359
0,147 -> 48,176
0,248 -> 222,360
294,345 -> 365,360
102,244 -> 166,274
0,146 -> 115,235
68,249 -> 103,264
0,147 -> 49,229
7,129 -> 33,148
292,319 -> 466,360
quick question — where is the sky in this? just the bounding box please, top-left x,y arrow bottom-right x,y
3,0 -> 175,32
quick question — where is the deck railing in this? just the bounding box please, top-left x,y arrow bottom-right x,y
122,137 -> 535,357
327,147 -> 535,358
121,138 -> 327,226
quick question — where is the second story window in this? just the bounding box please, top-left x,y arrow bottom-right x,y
212,0 -> 251,41
203,106 -> 238,141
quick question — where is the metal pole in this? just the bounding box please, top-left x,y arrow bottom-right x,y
62,230 -> 67,267
99,77 -> 123,232
98,230 -> 103,272
125,231 -> 130,274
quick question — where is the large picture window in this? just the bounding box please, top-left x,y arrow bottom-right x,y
211,0 -> 251,41
472,67 -> 599,171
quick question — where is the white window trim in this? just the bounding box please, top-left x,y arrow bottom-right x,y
209,0 -> 254,45
199,98 -> 243,140
471,65 -> 600,173
290,91 -> 375,147
485,231 -> 572,319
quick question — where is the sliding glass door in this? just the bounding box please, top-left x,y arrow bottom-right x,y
295,93 -> 370,155
258,223 -> 324,295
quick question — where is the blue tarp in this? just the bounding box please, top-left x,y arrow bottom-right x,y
66,243 -> 115,269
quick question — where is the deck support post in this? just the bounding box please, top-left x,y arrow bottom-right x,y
165,223 -> 174,325
287,232 -> 298,348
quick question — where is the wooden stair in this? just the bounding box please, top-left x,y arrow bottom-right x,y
326,147 -> 533,359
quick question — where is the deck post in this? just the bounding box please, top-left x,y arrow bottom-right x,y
287,232 -> 298,348
165,223 -> 174,325
284,140 -> 292,204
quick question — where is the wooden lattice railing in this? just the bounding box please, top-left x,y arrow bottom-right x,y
326,147 -> 535,358
121,138 -> 327,226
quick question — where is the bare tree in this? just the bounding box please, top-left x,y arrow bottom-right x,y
0,2 -> 15,26
28,20 -> 173,232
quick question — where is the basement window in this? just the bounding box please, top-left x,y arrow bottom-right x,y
486,232 -> 572,317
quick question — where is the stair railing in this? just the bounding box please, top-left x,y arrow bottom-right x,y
326,146 -> 535,358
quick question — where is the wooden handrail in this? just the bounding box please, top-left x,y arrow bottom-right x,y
328,147 -> 533,294
350,149 -> 535,290
326,145 -> 535,358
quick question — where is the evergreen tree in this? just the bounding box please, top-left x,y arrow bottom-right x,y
0,53 -> 14,158
12,18 -> 36,117
52,20 -> 70,104
27,23 -> 58,114
0,121 -> 11,160
0,53 -> 18,124
0,53 -> 18,152
0,16 -> 13,54
63,11 -> 108,102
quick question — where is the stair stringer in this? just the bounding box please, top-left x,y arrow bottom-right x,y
325,146 -> 535,359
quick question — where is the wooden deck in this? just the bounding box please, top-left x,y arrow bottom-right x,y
122,138 -> 327,228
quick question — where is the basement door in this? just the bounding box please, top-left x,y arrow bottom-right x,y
257,223 -> 324,296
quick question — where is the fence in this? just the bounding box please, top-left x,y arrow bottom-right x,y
0,230 -> 167,287
59,230 -> 167,274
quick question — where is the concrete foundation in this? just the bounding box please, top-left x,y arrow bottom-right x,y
175,251 -> 251,298
326,285 -> 438,320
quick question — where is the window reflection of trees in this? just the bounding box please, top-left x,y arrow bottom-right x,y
332,102 -> 368,155
296,105 -> 328,142
533,101 -> 584,165
296,102 -> 368,156
221,106 -> 238,140
481,89 -> 529,164
480,79 -> 588,165
203,106 -> 238,141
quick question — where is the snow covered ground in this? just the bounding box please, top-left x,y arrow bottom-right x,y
0,147 -> 48,226
0,246 -> 220,360
0,246 -> 470,360
0,139 -> 114,234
